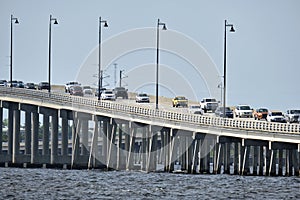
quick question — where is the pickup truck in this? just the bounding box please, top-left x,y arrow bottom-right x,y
172,96 -> 188,107
285,109 -> 300,123
200,98 -> 218,113
234,105 -> 253,118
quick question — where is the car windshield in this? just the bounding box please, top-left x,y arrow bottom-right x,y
240,106 -> 251,110
73,86 -> 82,91
205,99 -> 216,102
83,86 -> 91,89
177,97 -> 186,100
290,110 -> 300,114
272,112 -> 283,116
258,108 -> 268,112
105,91 -> 113,94
138,94 -> 148,97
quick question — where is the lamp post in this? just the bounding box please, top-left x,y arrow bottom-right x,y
155,18 -> 167,109
48,15 -> 58,93
10,15 -> 19,87
223,20 -> 235,118
98,17 -> 108,100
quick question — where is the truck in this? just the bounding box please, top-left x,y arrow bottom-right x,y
285,109 -> 300,123
200,98 -> 218,113
172,96 -> 188,107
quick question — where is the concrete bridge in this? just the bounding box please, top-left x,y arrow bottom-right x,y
0,87 -> 299,176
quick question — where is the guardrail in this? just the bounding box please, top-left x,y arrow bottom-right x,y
0,87 -> 299,134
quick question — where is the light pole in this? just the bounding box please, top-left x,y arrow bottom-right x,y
155,18 -> 167,109
98,17 -> 108,100
10,15 -> 19,87
223,20 -> 235,118
48,15 -> 58,93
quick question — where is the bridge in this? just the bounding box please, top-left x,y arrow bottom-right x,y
0,87 -> 299,176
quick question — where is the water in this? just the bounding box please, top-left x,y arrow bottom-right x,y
0,168 -> 299,199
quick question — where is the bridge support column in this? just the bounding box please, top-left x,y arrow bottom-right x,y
260,146 -> 264,176
31,112 -> 39,164
61,118 -> 68,157
24,112 -> 31,155
116,123 -> 124,170
278,149 -> 283,176
81,119 -> 89,156
234,142 -> 239,175
71,119 -> 80,167
12,109 -> 20,163
126,122 -> 135,170
102,120 -> 108,167
107,120 -> 117,169
8,107 -> 14,156
51,113 -> 58,164
42,115 -> 50,157
141,126 -> 147,171
0,107 -> 2,154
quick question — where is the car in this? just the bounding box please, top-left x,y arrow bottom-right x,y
200,98 -> 219,113
82,86 -> 93,96
0,80 -> 7,87
285,109 -> 300,123
38,82 -> 50,90
172,96 -> 188,107
95,87 -> 106,97
188,105 -> 203,114
25,82 -> 36,89
215,106 -> 234,118
267,111 -> 287,123
136,93 -> 150,103
69,86 -> 83,96
114,87 -> 128,99
234,105 -> 253,118
253,108 -> 269,120
65,81 -> 80,93
16,81 -> 25,88
101,90 -> 116,100
7,80 -> 18,87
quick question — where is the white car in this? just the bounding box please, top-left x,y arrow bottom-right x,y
65,81 -> 80,93
234,105 -> 253,118
267,111 -> 287,123
101,90 -> 116,100
82,86 -> 93,96
285,109 -> 300,123
188,105 -> 203,115
136,93 -> 150,103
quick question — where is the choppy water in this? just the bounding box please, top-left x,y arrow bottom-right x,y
0,168 -> 299,199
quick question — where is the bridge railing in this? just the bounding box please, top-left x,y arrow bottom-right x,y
0,87 -> 299,134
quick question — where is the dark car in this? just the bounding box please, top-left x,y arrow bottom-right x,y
25,82 -> 36,89
70,86 -> 83,96
114,87 -> 128,99
38,82 -> 50,90
215,107 -> 234,118
16,81 -> 25,88
0,80 -> 7,87
7,80 -> 18,87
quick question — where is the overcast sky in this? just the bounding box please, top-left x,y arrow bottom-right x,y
0,0 -> 299,111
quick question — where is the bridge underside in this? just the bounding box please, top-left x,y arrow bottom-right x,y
0,100 -> 299,176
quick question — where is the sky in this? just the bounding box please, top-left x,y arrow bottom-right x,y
0,0 -> 300,111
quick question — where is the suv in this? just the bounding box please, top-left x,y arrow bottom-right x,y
114,87 -> 128,99
136,93 -> 150,103
172,96 -> 188,107
215,106 -> 233,118
234,105 -> 253,118
200,98 -> 218,113
285,109 -> 300,123
267,111 -> 287,123
253,108 -> 269,120
38,82 -> 50,90
65,81 -> 80,93
101,90 -> 116,100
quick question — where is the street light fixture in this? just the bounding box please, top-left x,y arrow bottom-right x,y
98,17 -> 108,100
10,14 -> 19,88
156,18 -> 167,109
223,20 -> 235,118
48,14 -> 58,93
